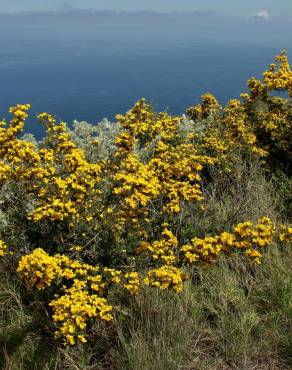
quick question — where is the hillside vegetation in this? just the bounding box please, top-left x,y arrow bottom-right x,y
0,51 -> 291,369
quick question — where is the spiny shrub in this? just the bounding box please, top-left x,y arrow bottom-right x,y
0,51 -> 291,347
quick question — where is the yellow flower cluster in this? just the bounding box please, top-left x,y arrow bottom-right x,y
115,98 -> 178,147
113,101 -> 214,229
104,267 -> 122,284
30,113 -> 102,223
250,50 -> 292,96
0,240 -> 8,257
144,265 -> 187,293
186,93 -> 222,121
0,104 -> 42,184
112,153 -> 161,228
0,107 -> 103,224
17,248 -> 102,290
137,225 -> 179,265
50,280 -> 112,346
222,100 -> 267,157
17,248 -> 64,289
279,225 -> 292,242
186,51 -> 292,163
189,96 -> 267,163
17,248 -> 113,345
124,272 -> 140,295
149,143 -> 214,214
252,101 -> 291,153
181,217 -> 276,266
243,50 -> 292,154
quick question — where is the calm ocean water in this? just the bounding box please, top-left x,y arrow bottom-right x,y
0,19 -> 291,137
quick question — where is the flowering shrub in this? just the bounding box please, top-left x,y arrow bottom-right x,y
181,217 -> 276,266
187,50 -> 292,166
0,51 -> 291,346
13,216 -> 290,345
144,265 -> 187,293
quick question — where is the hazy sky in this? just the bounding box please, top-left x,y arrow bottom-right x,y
1,0 -> 292,17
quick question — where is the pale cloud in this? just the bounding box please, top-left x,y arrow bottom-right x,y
250,10 -> 269,20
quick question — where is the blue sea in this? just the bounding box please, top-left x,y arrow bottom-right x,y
0,17 -> 291,137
